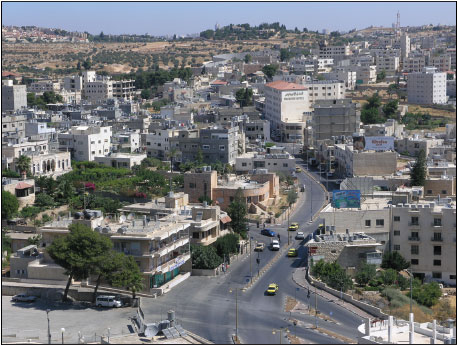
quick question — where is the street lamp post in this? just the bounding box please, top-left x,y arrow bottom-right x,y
406,269 -> 413,314
61,327 -> 65,344
249,237 -> 253,284
46,309 -> 51,344
310,178 -> 313,222
272,327 -> 289,344
229,287 -> 243,341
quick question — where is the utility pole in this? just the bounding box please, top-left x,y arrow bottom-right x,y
310,178 -> 313,222
46,309 -> 51,344
235,289 -> 238,340
249,237 -> 253,284
315,285 -> 318,329
287,209 -> 290,246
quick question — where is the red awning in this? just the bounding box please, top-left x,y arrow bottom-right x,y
220,216 -> 232,224
15,182 -> 33,189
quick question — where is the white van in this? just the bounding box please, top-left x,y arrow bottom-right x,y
270,239 -> 280,251
96,295 -> 122,308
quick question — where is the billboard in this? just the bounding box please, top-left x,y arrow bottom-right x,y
332,190 -> 361,209
352,135 -> 366,151
365,136 -> 394,151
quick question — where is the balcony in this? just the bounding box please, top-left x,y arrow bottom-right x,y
408,237 -> 420,241
153,237 -> 190,258
154,252 -> 191,274
408,222 -> 420,228
431,237 -> 443,242
431,223 -> 442,229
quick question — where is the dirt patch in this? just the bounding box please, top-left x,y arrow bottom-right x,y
286,332 -> 303,344
285,296 -> 298,312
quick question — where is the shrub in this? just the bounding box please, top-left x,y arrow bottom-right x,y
382,287 -> 410,309
19,206 -> 42,219
190,244 -> 222,270
355,263 -> 376,286
34,193 -> 55,208
213,233 -> 239,259
2,191 -> 19,220
410,282 -> 442,307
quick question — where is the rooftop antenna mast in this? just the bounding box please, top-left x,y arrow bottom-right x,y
396,11 -> 401,37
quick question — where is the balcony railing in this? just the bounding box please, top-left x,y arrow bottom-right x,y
431,237 -> 443,242
408,237 -> 420,241
408,222 -> 420,227
431,223 -> 442,228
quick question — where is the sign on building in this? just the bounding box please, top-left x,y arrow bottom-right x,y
365,136 -> 394,151
332,190 -> 361,209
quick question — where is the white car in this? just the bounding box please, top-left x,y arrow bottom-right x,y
295,232 -> 305,240
12,294 -> 37,302
96,295 -> 122,308
270,239 -> 280,251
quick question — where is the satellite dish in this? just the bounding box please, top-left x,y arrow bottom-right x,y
119,215 -> 127,223
127,213 -> 135,221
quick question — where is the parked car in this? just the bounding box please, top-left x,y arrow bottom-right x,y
270,239 -> 280,251
266,283 -> 279,295
12,294 -> 37,302
295,166 -> 301,173
295,232 -> 305,240
96,295 -> 122,308
300,185 -> 305,192
261,228 -> 276,237
254,242 -> 265,252
287,248 -> 298,257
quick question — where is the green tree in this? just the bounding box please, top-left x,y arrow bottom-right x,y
2,191 -> 19,220
140,88 -> 152,100
410,282 -> 442,307
47,223 -> 113,301
16,155 -> 31,176
244,54 -> 252,63
381,251 -> 410,272
382,99 -> 399,118
287,190 -> 298,206
376,69 -> 386,82
280,48 -> 294,62
379,268 -> 398,286
195,149 -> 204,164
213,233 -> 239,259
27,234 -> 42,246
262,64 -> 278,80
110,255 -> 144,299
91,250 -> 125,303
228,188 -> 248,237
355,263 -> 377,286
190,244 -> 223,269
198,195 -> 213,205
54,179 -> 76,204
410,149 -> 427,186
34,193 -> 55,208
82,59 -> 92,70
235,88 -> 253,107
361,93 -> 384,124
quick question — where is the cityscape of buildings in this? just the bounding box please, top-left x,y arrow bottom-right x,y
1,5 -> 457,345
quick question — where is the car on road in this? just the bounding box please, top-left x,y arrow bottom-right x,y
270,239 -> 280,251
295,166 -> 301,173
266,283 -> 279,295
12,294 -> 37,302
96,295 -> 122,308
287,248 -> 298,257
288,222 -> 299,231
254,242 -> 265,252
295,232 -> 305,240
300,184 -> 305,192
261,228 -> 276,237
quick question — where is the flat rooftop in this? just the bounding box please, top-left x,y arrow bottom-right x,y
321,197 -> 391,213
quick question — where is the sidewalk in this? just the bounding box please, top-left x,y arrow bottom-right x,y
292,266 -> 373,319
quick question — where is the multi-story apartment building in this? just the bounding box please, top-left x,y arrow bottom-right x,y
25,121 -> 57,141
363,119 -> 405,138
235,151 -> 295,174
391,199 -> 456,285
407,67 -> 447,105
112,79 -> 136,100
62,75 -> 83,92
2,80 -> 27,111
311,99 -> 361,143
304,80 -> 346,108
319,44 -> 351,62
264,80 -> 310,143
395,136 -> 444,157
58,125 -> 112,161
374,55 -> 400,74
27,80 -> 60,94
243,119 -> 270,143
322,69 -> 357,90
403,55 -> 426,73
144,128 -> 179,159
446,48 -> 456,70
2,114 -> 26,141
429,54 -> 452,72
84,77 -> 113,104
400,34 -> 411,61
111,132 -> 141,153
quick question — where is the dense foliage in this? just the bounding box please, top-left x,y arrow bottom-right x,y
228,188 -> 248,239
381,251 -> 410,272
410,150 -> 427,187
190,244 -> 223,270
311,259 -> 353,292
213,233 -> 239,259
2,191 -> 19,220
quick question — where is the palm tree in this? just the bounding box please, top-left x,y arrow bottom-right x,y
16,155 -> 31,177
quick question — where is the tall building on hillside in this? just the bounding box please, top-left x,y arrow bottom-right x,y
407,67 -> 447,105
2,80 -> 27,111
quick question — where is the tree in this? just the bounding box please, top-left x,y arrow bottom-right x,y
228,188 -> 248,237
27,234 -> 42,246
235,88 -> 253,107
34,193 -> 55,208
110,255 -> 143,299
47,223 -> 113,301
361,93 -> 384,124
198,195 -> 213,205
262,64 -> 278,80
141,88 -> 152,100
382,99 -> 399,118
376,69 -> 386,82
244,54 -> 252,63
16,155 -> 31,176
82,59 -> 92,70
379,268 -> 398,286
410,282 -> 442,307
355,263 -> 377,286
91,250 -> 125,303
2,191 -> 19,220
190,244 -> 223,270
280,48 -> 294,62
410,149 -> 427,186
195,149 -> 204,164
76,61 -> 81,70
54,179 -> 76,204
381,251 -> 410,272
213,233 -> 239,259
287,190 -> 298,206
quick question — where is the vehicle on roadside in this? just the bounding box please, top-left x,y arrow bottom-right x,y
270,239 -> 280,251
261,228 -> 276,237
12,294 -> 37,302
295,166 -> 301,173
300,185 -> 305,192
295,232 -> 305,240
266,283 -> 279,295
287,248 -> 298,257
96,295 -> 122,308
7,218 -> 27,226
254,242 -> 265,252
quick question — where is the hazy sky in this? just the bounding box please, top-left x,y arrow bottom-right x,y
2,2 -> 456,36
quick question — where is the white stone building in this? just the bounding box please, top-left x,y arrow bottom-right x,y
407,67 -> 447,105
94,153 -> 146,169
2,80 -> 27,111
144,128 -> 179,159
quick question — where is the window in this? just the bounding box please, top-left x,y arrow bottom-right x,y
394,230 -> 400,236
411,259 -> 419,265
192,232 -> 199,239
441,190 -> 447,194
365,220 -> 371,227
433,218 -> 442,226
283,163 -> 288,167
189,183 -> 196,188
433,246 -> 441,255
219,145 -> 225,151
202,145 -> 210,150
242,162 -> 247,167
411,232 -> 419,239
433,233 -> 442,241
91,151 -> 95,155
394,216 -> 400,222
410,217 -> 419,226
427,190 -> 433,194
411,245 -> 419,255
394,245 -> 401,251
432,272 -> 442,279
450,275 -> 456,280
433,260 -> 441,266
376,219 -> 384,227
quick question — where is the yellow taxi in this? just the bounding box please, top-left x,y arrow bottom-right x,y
287,248 -> 298,257
295,166 -> 301,173
288,222 -> 299,231
267,283 -> 279,295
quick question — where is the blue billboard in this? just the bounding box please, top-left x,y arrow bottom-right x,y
332,190 -> 361,209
